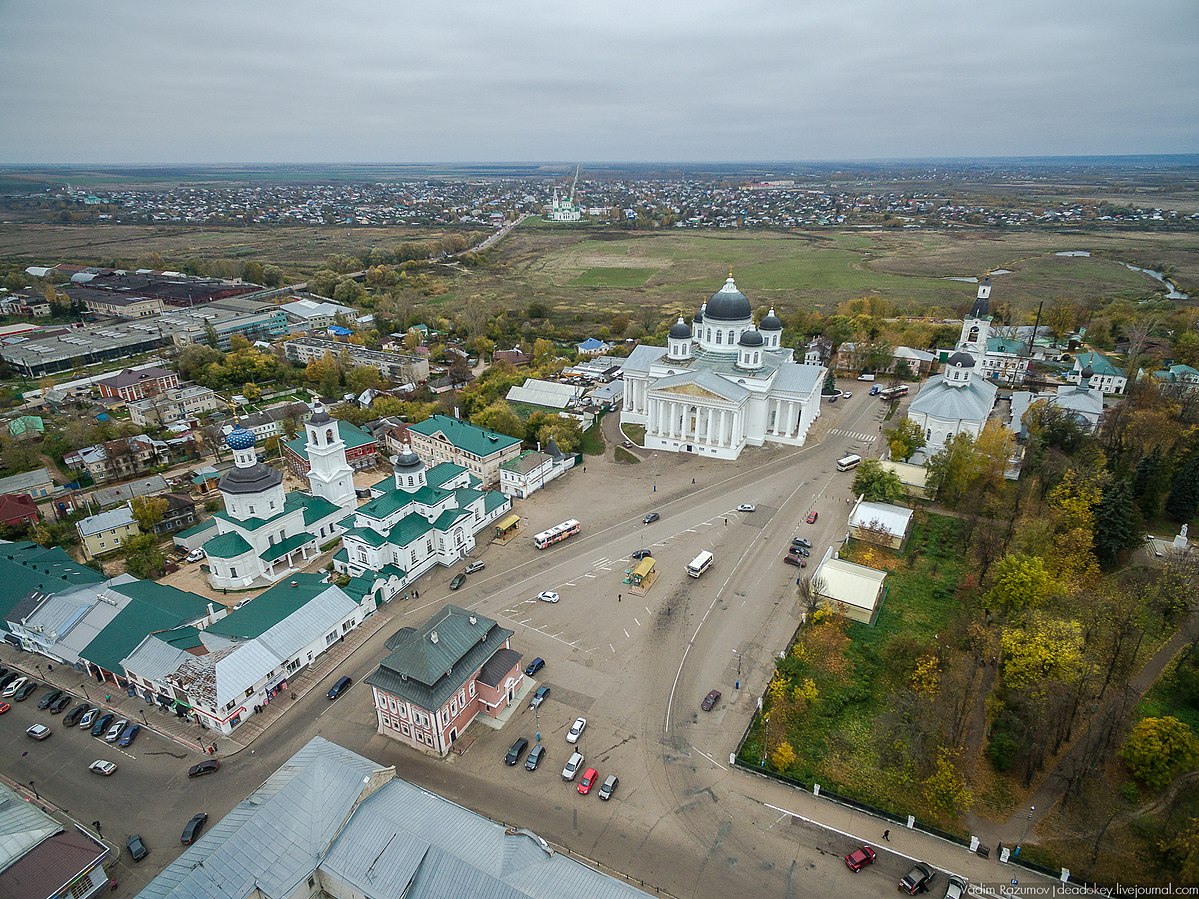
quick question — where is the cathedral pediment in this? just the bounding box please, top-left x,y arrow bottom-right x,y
654,382 -> 725,401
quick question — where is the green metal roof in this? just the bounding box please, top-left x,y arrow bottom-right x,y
284,491 -> 340,527
483,491 -> 510,514
370,472 -> 394,492
407,415 -> 520,459
453,487 -> 485,508
259,531 -> 316,562
211,505 -> 290,533
284,420 -> 375,462
987,336 -> 1028,355
424,462 -> 466,489
356,491 -> 410,520
81,581 -> 212,677
0,542 -> 105,632
161,625 -> 204,650
387,512 -> 434,546
202,531 -> 254,559
343,527 -> 388,548
432,508 -> 469,531
175,517 -> 217,540
333,548 -> 348,564
1075,351 -> 1122,378
206,572 -> 334,640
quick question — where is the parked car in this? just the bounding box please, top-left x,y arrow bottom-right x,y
841,391 -> 852,398
630,549 -> 652,560
898,862 -> 935,894
529,685 -> 550,709
14,682 -> 37,702
464,560 -> 485,574
449,573 -> 467,590
185,548 -> 205,563
0,672 -> 17,692
783,553 -> 806,567
188,760 -> 221,778
89,759 -> 117,776
792,537 -> 812,548
737,503 -> 756,512
642,512 -> 660,524
827,393 -> 837,403
944,876 -> 968,899
26,723 -> 51,740
869,385 -> 881,395
2,676 -> 26,698
37,689 -> 63,710
577,767 -> 599,795
701,689 -> 721,712
181,813 -> 208,845
327,675 -> 352,700
843,845 -> 876,872
806,511 -> 819,524
91,713 -> 115,737
536,591 -> 560,604
505,737 -> 530,766
791,546 -> 810,557
126,833 -> 149,862
79,707 -> 100,728
118,723 -> 141,747
566,716 -> 587,744
49,694 -> 72,714
0,702 -> 9,715
524,657 -> 545,676
64,703 -> 88,726
598,774 -> 619,800
525,743 -> 546,771
561,751 -> 584,781
105,719 -> 129,742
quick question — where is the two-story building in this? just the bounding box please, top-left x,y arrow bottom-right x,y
64,434 -> 169,483
95,366 -> 180,403
365,604 -> 524,756
1069,352 -> 1127,395
76,507 -> 139,558
406,415 -> 522,489
127,384 -> 218,427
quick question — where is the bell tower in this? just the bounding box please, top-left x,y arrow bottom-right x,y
304,402 -> 356,509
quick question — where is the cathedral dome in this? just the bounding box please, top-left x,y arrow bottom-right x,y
225,426 -> 256,451
669,318 -> 692,339
947,351 -> 975,368
704,276 -> 752,322
1080,365 -> 1094,381
760,309 -> 783,332
218,459 -> 283,495
693,303 -> 705,323
738,329 -> 764,347
394,446 -> 423,470
309,401 -> 332,425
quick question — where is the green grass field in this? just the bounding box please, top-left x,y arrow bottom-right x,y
570,266 -> 659,288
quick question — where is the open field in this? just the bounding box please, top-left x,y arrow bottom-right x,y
570,266 -> 660,287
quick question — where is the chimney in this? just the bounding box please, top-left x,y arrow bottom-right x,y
469,615 -> 477,625
430,630 -> 439,644
207,602 -> 215,618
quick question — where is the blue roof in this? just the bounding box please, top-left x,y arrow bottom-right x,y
327,326 -> 353,336
577,337 -> 605,350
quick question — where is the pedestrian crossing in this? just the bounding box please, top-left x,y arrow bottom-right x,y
829,428 -> 877,442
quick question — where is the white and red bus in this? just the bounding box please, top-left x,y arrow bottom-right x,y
533,519 -> 581,550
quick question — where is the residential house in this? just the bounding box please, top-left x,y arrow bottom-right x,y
134,492 -> 197,536
283,337 -> 429,382
499,440 -> 575,499
1153,363 -> 1199,390
1009,382 -> 1105,436
0,467 -> 54,500
76,507 -> 139,558
848,498 -> 914,549
90,475 -> 169,509
1069,352 -> 1127,395
492,346 -> 531,367
95,367 -> 180,403
0,541 -> 106,638
366,604 -> 524,756
0,494 -> 38,527
0,783 -> 114,899
127,384 -> 218,427
576,337 -> 611,356
406,414 -> 523,489
220,401 -> 311,442
64,434 -> 169,483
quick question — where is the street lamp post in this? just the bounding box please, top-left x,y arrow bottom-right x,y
139,710 -> 148,725
759,713 -> 770,768
92,820 -> 102,839
79,683 -> 89,701
28,780 -> 37,800
1016,805 -> 1036,855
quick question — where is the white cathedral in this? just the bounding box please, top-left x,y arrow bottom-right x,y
621,275 -> 825,460
906,281 -> 1001,454
201,402 -> 356,590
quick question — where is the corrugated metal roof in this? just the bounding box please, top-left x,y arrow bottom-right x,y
0,784 -> 61,872
76,506 -> 136,537
908,374 -> 997,422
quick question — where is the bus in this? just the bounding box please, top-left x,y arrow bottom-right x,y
836,454 -> 862,471
533,519 -> 581,550
687,550 -> 714,578
878,385 -> 909,401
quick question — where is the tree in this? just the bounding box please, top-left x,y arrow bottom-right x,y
1000,614 -> 1084,695
203,321 -> 220,350
822,370 -> 837,396
888,418 -> 926,462
984,554 -> 1053,616
241,382 -> 262,402
1093,479 -> 1140,567
921,747 -> 973,816
122,532 -> 166,579
851,459 -> 905,504
1121,716 -> 1199,791
130,496 -> 168,533
346,366 -> 383,394
925,432 -> 977,506
1133,448 -> 1169,519
1166,453 -> 1199,523
771,741 -> 797,772
471,401 -> 524,440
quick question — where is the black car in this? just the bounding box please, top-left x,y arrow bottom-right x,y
63,703 -> 88,726
37,689 -> 63,710
643,512 -> 660,524
898,862 -> 935,894
188,759 -> 221,777
525,743 -> 546,771
505,737 -> 529,766
327,675 -> 352,700
0,671 -> 17,692
449,572 -> 467,590
524,657 -> 544,676
789,546 -> 810,557
630,549 -> 652,560
181,812 -> 208,845
49,694 -> 72,714
14,682 -> 37,702
91,712 -> 115,737
127,833 -> 149,861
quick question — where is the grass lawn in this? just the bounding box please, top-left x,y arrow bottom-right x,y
580,411 -> 606,455
570,267 -> 660,288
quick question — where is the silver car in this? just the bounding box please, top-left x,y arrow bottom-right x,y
561,751 -> 584,781
105,718 -> 129,742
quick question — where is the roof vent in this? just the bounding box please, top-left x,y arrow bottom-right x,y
430,630 -> 438,644
469,615 -> 477,625
290,581 -> 298,587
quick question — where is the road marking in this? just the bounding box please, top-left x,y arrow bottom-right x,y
633,617 -> 641,627
591,557 -> 610,566
691,745 -> 727,770
563,582 -> 577,587
609,643 -> 616,653
583,573 -> 596,579
829,428 -> 876,442
684,528 -> 698,533
645,606 -> 651,615
623,629 -> 630,639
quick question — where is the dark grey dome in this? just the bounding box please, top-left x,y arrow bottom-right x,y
948,351 -> 975,368
693,304 -> 704,323
394,447 -> 423,470
669,318 -> 692,339
760,309 -> 783,331
219,462 -> 283,495
704,277 -> 752,322
309,402 -> 332,425
738,329 -> 764,347
1080,365 -> 1094,381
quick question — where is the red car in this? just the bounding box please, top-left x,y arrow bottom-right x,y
577,767 -> 599,795
806,511 -> 819,524
844,845 -> 876,872
701,689 -> 721,711
0,702 -> 9,714
783,554 -> 806,568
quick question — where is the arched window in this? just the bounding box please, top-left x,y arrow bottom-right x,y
716,331 -> 722,344
325,428 -> 334,444
967,326 -> 979,343
926,428 -> 932,441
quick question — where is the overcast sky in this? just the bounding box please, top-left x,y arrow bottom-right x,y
1,0 -> 1195,164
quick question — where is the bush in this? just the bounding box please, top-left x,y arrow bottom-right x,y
986,729 -> 1020,772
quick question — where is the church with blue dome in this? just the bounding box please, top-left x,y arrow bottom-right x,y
200,401 -> 357,589
620,275 -> 826,460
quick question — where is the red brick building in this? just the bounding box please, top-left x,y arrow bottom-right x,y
365,605 -> 524,757
96,367 -> 180,402
282,418 -> 377,477
0,493 -> 39,527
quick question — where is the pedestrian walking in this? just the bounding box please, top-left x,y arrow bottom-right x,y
47,664 -> 53,674
883,829 -> 890,842
617,594 -> 622,602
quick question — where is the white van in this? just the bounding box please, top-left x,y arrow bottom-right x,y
857,373 -> 876,381
687,551 -> 714,578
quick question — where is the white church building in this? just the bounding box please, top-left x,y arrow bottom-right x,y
906,281 -> 1000,454
620,276 -> 824,460
201,403 -> 356,590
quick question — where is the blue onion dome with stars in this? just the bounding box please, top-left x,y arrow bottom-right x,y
225,425 -> 257,451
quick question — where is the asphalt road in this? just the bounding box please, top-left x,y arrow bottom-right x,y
0,388 -> 977,899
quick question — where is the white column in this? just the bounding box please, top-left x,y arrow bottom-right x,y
705,407 -> 715,444
719,409 -> 727,446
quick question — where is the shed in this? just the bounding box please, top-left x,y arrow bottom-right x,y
812,549 -> 888,625
848,497 -> 914,549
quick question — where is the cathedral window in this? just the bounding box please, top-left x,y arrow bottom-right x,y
968,326 -> 979,343
716,331 -> 722,344
269,500 -> 275,510
325,428 -> 334,444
